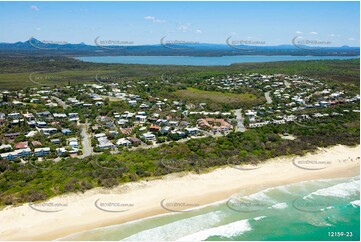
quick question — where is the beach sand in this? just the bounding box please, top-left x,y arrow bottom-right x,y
0,144 -> 359,241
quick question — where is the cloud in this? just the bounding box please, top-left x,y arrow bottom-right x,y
309,31 -> 318,35
177,23 -> 191,32
348,38 -> 355,41
36,27 -> 41,31
295,31 -> 302,34
329,34 -> 335,37
178,25 -> 188,32
144,16 -> 165,23
195,29 -> 202,34
30,5 -> 39,11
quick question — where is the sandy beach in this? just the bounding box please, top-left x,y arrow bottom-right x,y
0,144 -> 359,241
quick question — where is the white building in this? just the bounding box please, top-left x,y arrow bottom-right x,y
141,132 -> 156,141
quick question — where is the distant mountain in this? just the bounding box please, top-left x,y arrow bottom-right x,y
0,39 -> 359,57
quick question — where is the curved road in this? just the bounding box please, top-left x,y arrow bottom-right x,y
51,96 -> 68,109
265,91 -> 273,104
284,80 -> 291,88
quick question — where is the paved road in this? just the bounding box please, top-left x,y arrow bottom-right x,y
234,109 -> 246,132
80,119 -> 92,157
51,96 -> 68,109
265,91 -> 273,104
284,80 -> 291,88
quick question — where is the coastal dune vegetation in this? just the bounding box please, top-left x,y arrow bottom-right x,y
0,112 -> 359,206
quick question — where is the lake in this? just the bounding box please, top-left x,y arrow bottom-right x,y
75,55 -> 358,66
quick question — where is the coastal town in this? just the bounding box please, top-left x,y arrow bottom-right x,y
0,1 -> 360,241
0,73 -> 359,161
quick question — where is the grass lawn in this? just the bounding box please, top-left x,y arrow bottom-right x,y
174,87 -> 262,107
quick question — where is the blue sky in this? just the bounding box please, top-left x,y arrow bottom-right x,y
0,1 -> 359,46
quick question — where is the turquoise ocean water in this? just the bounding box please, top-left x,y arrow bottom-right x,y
61,176 -> 360,241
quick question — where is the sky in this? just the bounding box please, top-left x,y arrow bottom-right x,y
0,1 -> 359,46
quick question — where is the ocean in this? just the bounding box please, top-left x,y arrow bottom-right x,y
60,176 -> 360,241
74,55 -> 358,66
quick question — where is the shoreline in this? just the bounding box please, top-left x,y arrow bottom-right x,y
0,144 -> 360,241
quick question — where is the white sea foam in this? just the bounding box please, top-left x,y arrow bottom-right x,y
253,216 -> 266,221
230,182 -> 297,203
309,221 -> 333,227
320,206 -> 334,211
122,211 -> 222,241
350,200 -> 360,207
247,190 -> 274,202
176,219 -> 252,241
230,177 -> 357,206
304,179 -> 360,199
269,202 -> 288,209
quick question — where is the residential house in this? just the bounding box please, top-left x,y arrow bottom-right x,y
128,100 -> 137,106
135,115 -> 147,123
56,147 -> 67,156
34,147 -> 51,157
67,138 -> 79,149
116,138 -> 131,147
170,130 -> 186,138
23,113 -> 35,120
53,113 -> 67,119
61,129 -> 72,135
96,136 -> 114,149
50,139 -> 61,145
180,121 -> 189,127
0,148 -> 32,160
25,131 -> 38,137
141,132 -> 156,141
168,121 -> 179,127
36,121 -> 47,128
185,127 -> 200,136
68,113 -> 79,121
0,144 -> 12,152
117,119 -> 129,126
249,121 -> 270,128
160,126 -> 170,134
149,125 -> 161,132
31,141 -> 42,147
127,137 -> 141,146
15,141 -> 28,149
94,133 -> 106,139
8,112 -> 20,119
0,113 -> 5,125
4,132 -> 20,139
41,128 -> 57,135
36,111 -> 52,118
121,127 -> 133,136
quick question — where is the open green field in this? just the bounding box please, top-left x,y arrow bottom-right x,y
174,87 -> 260,107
